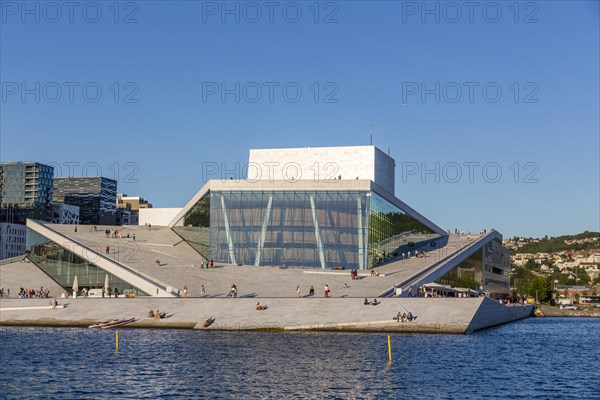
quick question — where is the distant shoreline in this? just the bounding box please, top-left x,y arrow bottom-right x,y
536,305 -> 600,318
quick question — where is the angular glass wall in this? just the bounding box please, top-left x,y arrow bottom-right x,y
171,191 -> 211,259
210,190 -> 370,269
25,228 -> 147,296
434,240 -> 510,298
368,192 -> 440,267
436,248 -> 483,291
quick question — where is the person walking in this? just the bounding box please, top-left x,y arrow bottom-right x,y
183,286 -> 188,297
309,286 -> 314,296
106,245 -> 110,254
324,284 -> 330,298
210,259 -> 214,268
200,285 -> 205,298
296,285 -> 301,298
132,233 -> 136,241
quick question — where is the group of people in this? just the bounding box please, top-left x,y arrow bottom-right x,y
104,229 -> 135,241
17,287 -> 49,298
350,269 -> 360,280
148,309 -> 166,320
48,298 -> 59,309
374,250 -> 418,266
393,312 -> 414,322
102,287 -> 121,298
370,269 -> 380,277
451,228 -> 488,235
200,259 -> 214,269
255,302 -> 267,311
364,298 -> 380,305
0,288 -> 10,297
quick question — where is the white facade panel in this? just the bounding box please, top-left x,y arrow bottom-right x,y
139,208 -> 182,226
248,145 -> 395,194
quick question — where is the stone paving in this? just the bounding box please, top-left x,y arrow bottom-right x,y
31,224 -> 483,298
0,261 -> 64,298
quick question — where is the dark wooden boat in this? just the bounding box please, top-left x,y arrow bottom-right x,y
89,318 -> 136,329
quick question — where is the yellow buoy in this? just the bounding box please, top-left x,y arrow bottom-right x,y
116,330 -> 119,352
387,335 -> 392,362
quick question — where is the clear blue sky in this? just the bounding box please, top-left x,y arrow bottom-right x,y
1,0 -> 598,238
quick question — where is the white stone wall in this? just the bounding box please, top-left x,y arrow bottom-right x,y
139,208 -> 182,226
248,146 -> 395,194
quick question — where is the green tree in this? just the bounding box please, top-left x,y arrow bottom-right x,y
512,265 -> 534,296
524,259 -> 539,271
528,276 -> 552,302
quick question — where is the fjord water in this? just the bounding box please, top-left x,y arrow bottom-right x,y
1,318 -> 598,399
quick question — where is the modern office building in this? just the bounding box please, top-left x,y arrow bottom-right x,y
0,162 -> 54,259
0,222 -> 27,259
116,194 -> 152,225
53,177 -> 117,225
0,162 -> 54,224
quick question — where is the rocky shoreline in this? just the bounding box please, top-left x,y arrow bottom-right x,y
536,305 -> 600,318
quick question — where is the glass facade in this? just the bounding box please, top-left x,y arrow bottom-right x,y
25,228 -> 147,296
436,248 -> 483,290
0,162 -> 54,224
209,190 -> 370,269
53,177 -> 117,225
172,192 -> 211,258
436,239 -> 510,298
174,188 -> 442,270
368,192 -> 440,266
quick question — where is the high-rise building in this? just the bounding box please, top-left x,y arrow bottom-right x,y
53,177 -> 117,225
0,162 -> 54,224
0,161 -> 54,259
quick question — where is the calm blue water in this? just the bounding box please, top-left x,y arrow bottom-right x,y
1,318 -> 598,399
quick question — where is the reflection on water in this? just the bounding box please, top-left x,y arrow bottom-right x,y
1,318 -> 599,399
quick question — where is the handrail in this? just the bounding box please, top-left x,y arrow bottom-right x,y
0,255 -> 26,266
